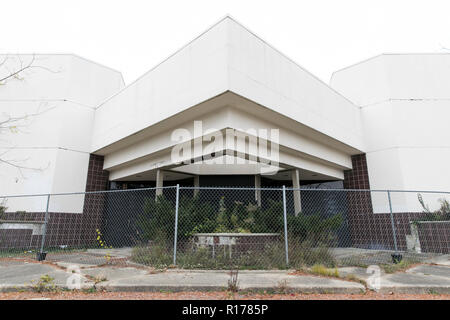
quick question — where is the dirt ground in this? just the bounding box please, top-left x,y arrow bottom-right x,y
0,291 -> 449,300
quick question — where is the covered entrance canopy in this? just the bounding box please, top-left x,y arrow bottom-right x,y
90,17 -> 365,215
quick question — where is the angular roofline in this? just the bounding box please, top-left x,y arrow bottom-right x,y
95,15 -> 358,109
95,15 -> 233,110
331,53 -> 450,80
226,15 -> 358,107
0,52 -> 125,85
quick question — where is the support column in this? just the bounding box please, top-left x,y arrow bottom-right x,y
193,175 -> 200,196
156,169 -> 164,199
291,169 -> 302,215
254,175 -> 261,207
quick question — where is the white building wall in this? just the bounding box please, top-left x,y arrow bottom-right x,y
91,20 -> 230,152
92,17 -> 364,154
331,54 -> 450,212
226,19 -> 364,151
0,54 -> 124,212
4,28 -> 450,216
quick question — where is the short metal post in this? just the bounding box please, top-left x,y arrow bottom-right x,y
282,185 -> 289,266
39,194 -> 50,256
173,184 -> 180,265
387,190 -> 399,253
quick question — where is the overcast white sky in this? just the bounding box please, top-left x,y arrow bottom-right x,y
2,0 -> 450,84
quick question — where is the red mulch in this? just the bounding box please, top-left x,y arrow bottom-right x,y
0,291 -> 449,300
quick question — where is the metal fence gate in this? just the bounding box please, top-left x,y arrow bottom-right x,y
0,186 -> 449,269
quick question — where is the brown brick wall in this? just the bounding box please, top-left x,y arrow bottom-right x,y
0,154 -> 110,250
344,154 -> 378,248
85,154 -> 110,192
0,229 -> 34,249
417,221 -> 450,254
343,154 -> 430,251
344,154 -> 371,190
78,154 -> 110,246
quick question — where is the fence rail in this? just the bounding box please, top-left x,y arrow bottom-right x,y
0,186 -> 449,268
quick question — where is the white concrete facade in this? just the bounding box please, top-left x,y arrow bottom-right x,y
0,54 -> 124,212
331,53 -> 450,211
92,17 -> 362,186
1,17 -> 450,214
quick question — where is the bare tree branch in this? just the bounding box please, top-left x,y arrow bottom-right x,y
0,54 -> 60,84
0,148 -> 47,179
0,56 -> 8,68
0,104 -> 55,132
0,54 -> 58,177
0,54 -> 35,83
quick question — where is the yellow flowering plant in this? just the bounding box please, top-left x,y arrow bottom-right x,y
95,229 -> 113,263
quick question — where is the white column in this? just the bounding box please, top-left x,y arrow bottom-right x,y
291,169 -> 302,215
254,175 -> 262,207
194,175 -> 200,196
156,169 -> 164,198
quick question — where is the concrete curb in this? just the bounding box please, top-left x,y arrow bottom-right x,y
0,283 -> 94,293
378,286 -> 450,294
2,283 -> 450,295
1,259 -> 448,295
164,269 -> 298,273
96,284 -> 366,294
0,283 -> 365,294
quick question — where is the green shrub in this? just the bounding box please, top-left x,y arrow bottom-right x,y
135,194 -> 343,269
287,239 -> 337,268
16,211 -> 27,221
287,212 -> 343,245
0,203 -> 6,220
138,195 -> 176,246
178,195 -> 218,237
31,275 -> 58,293
381,258 -> 418,273
310,264 -> 339,277
131,245 -> 172,268
132,240 -> 337,269
417,194 -> 450,222
250,200 -> 284,233
176,243 -> 287,270
177,247 -> 228,269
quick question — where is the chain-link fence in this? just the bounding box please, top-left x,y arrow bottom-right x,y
0,186 -> 448,269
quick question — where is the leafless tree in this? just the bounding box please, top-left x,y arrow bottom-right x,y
0,54 -> 58,85
0,54 -> 58,176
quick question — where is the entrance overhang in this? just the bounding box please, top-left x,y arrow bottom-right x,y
91,18 -> 366,183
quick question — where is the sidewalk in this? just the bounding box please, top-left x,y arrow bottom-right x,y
0,255 -> 449,294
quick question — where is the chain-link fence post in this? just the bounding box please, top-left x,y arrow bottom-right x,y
173,184 -> 180,265
282,185 -> 289,267
387,190 -> 399,253
38,194 -> 50,261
